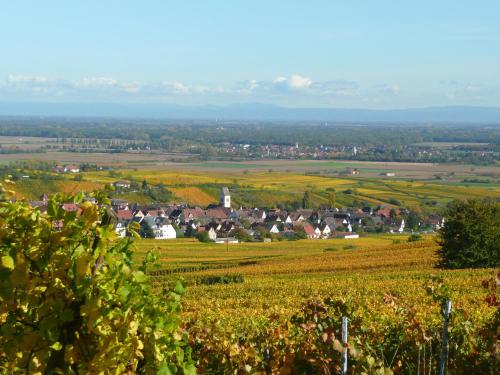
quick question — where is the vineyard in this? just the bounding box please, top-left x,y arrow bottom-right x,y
135,236 -> 499,374
8,165 -> 500,211
5,167 -> 499,373
80,169 -> 500,210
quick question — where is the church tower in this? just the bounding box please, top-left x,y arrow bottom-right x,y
220,187 -> 231,208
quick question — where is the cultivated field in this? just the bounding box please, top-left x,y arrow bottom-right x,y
0,151 -> 191,166
82,168 -> 500,210
134,236 -> 493,326
1,137 -> 498,180
10,165 -> 500,210
133,235 -> 498,373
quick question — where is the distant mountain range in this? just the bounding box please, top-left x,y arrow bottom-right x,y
0,102 -> 500,123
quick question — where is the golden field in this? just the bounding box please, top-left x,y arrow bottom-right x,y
81,168 -> 500,209
132,235 -> 496,330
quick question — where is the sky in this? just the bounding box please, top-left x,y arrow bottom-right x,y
0,0 -> 499,109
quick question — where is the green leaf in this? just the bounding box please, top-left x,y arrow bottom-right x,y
157,363 -> 176,375
132,271 -> 148,283
174,281 -> 185,295
183,363 -> 197,375
118,286 -> 130,303
0,191 -> 195,374
73,191 -> 85,203
1,255 -> 14,270
51,342 -> 63,351
47,199 -> 58,217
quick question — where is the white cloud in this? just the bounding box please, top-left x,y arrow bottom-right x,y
388,84 -> 400,95
122,83 -> 141,93
74,77 -> 118,87
1,75 -> 56,96
373,83 -> 400,96
464,84 -> 481,93
248,79 -> 259,90
270,74 -> 312,90
289,74 -> 312,89
7,74 -> 50,84
315,80 -> 359,97
440,81 -> 493,101
6,73 -> 471,107
162,80 -> 192,94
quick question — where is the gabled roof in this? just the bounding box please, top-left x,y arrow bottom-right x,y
205,208 -> 228,220
297,209 -> 313,218
266,223 -> 279,231
116,209 -> 133,220
142,216 -> 157,227
111,199 -> 129,206
319,223 -> 331,231
333,213 -> 350,219
289,212 -> 304,221
265,213 -> 282,222
169,208 -> 183,218
303,223 -> 316,236
143,216 -> 172,227
376,207 -> 397,218
182,207 -> 205,219
146,209 -> 165,217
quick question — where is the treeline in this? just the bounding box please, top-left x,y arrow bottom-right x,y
0,118 -> 499,146
0,118 -> 498,164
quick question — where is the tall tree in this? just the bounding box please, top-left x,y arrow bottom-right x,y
406,210 -> 422,231
302,190 -> 313,209
140,219 -> 156,238
328,191 -> 336,210
438,198 -> 500,268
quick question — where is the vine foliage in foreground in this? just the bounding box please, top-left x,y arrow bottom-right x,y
0,182 -> 195,374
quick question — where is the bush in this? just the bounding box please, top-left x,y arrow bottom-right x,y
230,228 -> 252,242
198,274 -> 244,286
438,198 -> 500,268
0,185 -> 195,374
196,231 -> 212,243
323,247 -> 339,252
408,233 -> 423,242
389,198 -> 401,206
343,244 -> 358,250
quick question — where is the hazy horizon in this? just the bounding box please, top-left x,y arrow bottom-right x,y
1,102 -> 500,123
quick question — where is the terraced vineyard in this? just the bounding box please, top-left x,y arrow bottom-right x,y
134,236 -> 498,373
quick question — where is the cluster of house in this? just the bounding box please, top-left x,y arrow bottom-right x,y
53,164 -> 80,173
27,187 -> 445,243
107,187 -> 444,242
216,143 -> 360,160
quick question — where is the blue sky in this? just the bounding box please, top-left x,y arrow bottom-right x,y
1,0 -> 499,108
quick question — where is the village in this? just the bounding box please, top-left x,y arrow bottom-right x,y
27,186 -> 445,243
